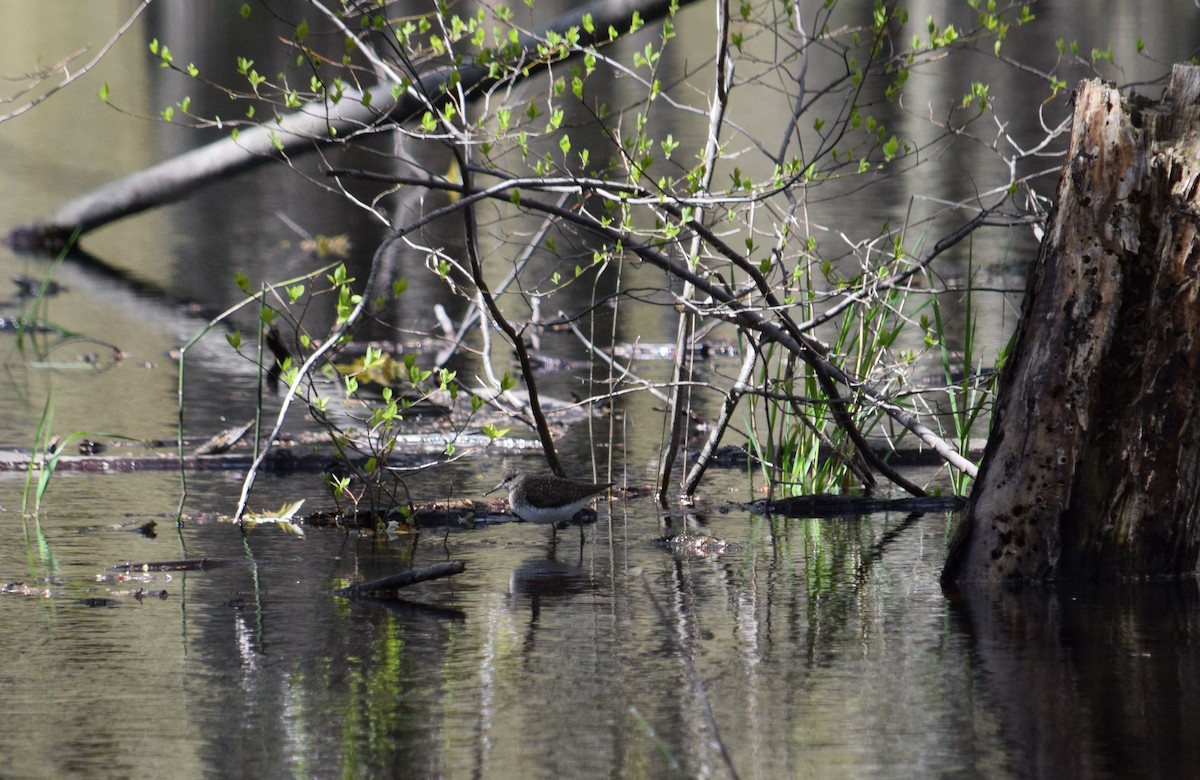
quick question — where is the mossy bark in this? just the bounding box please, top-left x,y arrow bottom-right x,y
943,65 -> 1200,584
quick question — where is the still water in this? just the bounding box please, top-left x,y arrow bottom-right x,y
1,468 -> 1197,778
1,1 -> 1199,778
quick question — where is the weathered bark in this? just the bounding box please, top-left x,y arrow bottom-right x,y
943,65 -> 1200,584
4,0 -> 687,250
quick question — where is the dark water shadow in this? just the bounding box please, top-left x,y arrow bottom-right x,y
948,581 -> 1200,779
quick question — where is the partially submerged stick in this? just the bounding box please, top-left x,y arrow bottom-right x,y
331,560 -> 466,598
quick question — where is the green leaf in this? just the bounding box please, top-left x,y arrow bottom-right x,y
882,135 -> 899,161
660,133 -> 679,158
226,331 -> 242,350
482,423 -> 510,440
234,271 -> 250,293
327,263 -> 349,286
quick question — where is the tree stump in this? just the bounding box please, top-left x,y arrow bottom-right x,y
943,65 -> 1200,584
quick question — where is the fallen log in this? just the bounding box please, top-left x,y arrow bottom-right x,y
943,65 -> 1200,584
4,0 -> 690,250
754,493 -> 965,518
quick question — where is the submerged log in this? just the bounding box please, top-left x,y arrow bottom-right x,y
943,65 -> 1200,584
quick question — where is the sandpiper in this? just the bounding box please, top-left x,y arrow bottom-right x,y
487,468 -> 613,526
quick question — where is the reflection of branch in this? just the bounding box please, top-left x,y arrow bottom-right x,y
855,512 -> 925,581
640,573 -> 740,780
0,1 -> 152,123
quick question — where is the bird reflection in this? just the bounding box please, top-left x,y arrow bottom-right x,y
508,544 -> 593,663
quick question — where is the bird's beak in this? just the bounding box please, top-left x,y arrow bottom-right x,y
485,480 -> 505,496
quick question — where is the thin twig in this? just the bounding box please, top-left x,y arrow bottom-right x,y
657,0 -> 735,504
433,195 -> 569,370
0,0 -> 153,123
232,235 -> 395,520
562,315 -> 672,404
458,153 -> 564,475
683,336 -> 758,496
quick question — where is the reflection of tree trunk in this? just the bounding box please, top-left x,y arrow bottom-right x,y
943,65 -> 1200,583
948,583 -> 1200,778
4,0 -> 690,251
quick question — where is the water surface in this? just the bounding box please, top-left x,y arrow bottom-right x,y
2,1 -> 1199,778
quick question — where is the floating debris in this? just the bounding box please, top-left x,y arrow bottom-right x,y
112,558 -> 232,572
653,534 -> 734,557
